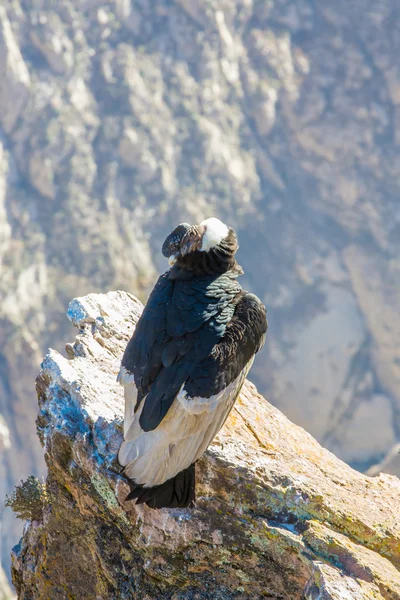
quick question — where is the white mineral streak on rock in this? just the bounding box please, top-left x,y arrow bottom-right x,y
0,416 -> 10,451
0,7 -> 31,134
0,142 -> 11,263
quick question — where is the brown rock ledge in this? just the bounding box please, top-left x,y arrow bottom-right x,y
10,291 -> 400,599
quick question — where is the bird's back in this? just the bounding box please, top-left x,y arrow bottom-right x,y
122,269 -> 243,424
118,218 -> 267,508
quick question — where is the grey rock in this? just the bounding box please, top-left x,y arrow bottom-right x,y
30,12 -> 74,74
118,128 -> 141,167
0,6 -> 30,134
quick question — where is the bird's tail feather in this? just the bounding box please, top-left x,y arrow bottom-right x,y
125,463 -> 196,509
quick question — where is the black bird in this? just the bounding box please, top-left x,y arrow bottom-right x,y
118,217 -> 267,508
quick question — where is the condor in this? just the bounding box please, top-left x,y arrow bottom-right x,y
118,217 -> 267,508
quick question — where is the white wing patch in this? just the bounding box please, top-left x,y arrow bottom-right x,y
117,366 -> 137,439
200,217 -> 229,251
118,358 -> 254,488
177,373 -> 245,415
117,365 -> 135,386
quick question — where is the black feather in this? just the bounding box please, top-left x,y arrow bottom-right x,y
184,292 -> 267,399
121,268 -> 267,430
126,464 -> 195,509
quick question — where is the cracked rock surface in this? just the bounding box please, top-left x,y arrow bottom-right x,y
11,291 -> 400,599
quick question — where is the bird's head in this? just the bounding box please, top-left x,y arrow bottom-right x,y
162,217 -> 238,271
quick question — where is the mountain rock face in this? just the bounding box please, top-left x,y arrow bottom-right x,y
1,0 -> 400,576
0,566 -> 13,600
0,421 -> 13,598
11,291 -> 400,600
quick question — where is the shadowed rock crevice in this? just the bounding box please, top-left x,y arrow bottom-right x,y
10,291 -> 400,600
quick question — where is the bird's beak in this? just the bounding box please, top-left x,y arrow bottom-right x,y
168,254 -> 178,266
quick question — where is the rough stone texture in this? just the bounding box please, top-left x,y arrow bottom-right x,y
0,6 -> 30,135
1,0 -> 400,577
11,291 -> 400,600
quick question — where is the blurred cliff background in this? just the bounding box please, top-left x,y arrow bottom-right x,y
0,0 -> 399,586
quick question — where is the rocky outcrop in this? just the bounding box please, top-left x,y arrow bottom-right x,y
2,0 -> 400,578
10,292 -> 400,599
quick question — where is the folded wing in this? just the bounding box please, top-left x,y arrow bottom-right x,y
118,290 -> 267,492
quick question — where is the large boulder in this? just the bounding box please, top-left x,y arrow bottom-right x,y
10,291 -> 400,599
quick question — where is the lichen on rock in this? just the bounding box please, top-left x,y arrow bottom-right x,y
10,291 -> 400,599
